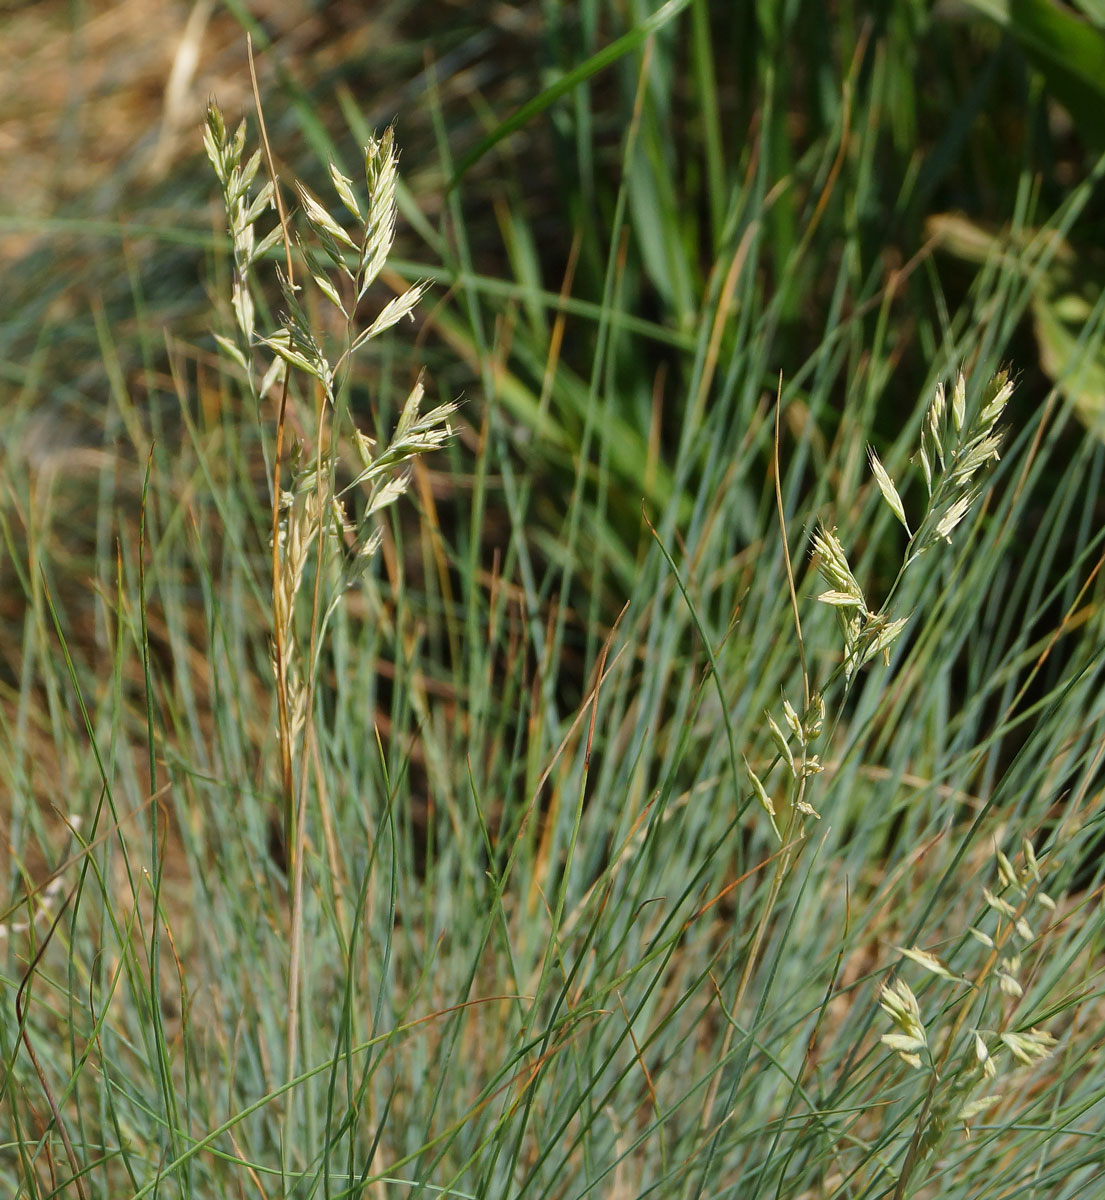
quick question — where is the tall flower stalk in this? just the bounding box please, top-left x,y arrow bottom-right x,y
204,92 -> 455,1098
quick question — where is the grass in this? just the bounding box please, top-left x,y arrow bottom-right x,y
4,3 -> 1105,1198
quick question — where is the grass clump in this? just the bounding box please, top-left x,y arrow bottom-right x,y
4,11 -> 1105,1200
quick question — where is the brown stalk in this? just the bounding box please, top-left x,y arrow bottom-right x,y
246,35 -> 297,866
245,34 -> 309,1137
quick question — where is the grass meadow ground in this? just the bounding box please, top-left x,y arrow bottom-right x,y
4,2 -> 1105,1197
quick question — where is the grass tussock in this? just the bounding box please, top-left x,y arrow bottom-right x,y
4,7 -> 1105,1200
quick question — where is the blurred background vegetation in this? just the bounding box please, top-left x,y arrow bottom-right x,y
5,0 -> 1105,587
5,0 -> 1105,802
